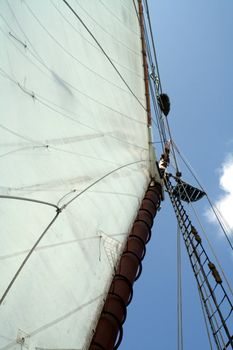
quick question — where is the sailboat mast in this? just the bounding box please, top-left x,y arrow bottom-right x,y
138,0 -> 151,126
89,183 -> 162,350
88,2 -> 163,349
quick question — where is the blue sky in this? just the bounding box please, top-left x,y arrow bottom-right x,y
121,1 -> 233,349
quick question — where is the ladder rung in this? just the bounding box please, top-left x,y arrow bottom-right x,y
224,336 -> 233,348
210,295 -> 227,320
224,307 -> 233,323
203,282 -> 217,303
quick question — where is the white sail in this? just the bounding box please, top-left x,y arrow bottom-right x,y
0,1 -> 159,350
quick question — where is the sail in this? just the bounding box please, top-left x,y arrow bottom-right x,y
0,1 -> 159,350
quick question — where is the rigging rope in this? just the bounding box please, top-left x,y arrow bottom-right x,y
0,159 -> 148,306
0,195 -> 58,210
195,257 -> 226,348
177,223 -> 184,350
132,0 -> 140,22
144,35 -> 178,169
24,1 -> 136,94
0,212 -> 60,305
163,118 -> 179,173
149,79 -> 166,151
166,177 -> 233,349
143,0 -> 163,93
62,159 -> 148,208
135,0 -> 181,174
133,1 -> 233,347
61,0 -> 147,112
172,141 -> 233,251
132,0 -> 167,153
197,288 -> 214,350
173,176 -> 233,346
171,174 -> 233,297
74,0 -> 140,56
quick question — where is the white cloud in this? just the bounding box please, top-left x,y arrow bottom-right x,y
207,155 -> 233,236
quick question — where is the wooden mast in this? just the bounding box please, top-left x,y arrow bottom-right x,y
88,183 -> 162,350
88,2 -> 163,349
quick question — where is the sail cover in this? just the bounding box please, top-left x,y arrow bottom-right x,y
0,1 -> 158,350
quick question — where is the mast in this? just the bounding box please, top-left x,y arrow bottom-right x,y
89,2 -> 163,348
89,182 -> 162,350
